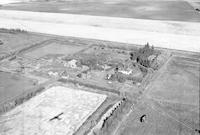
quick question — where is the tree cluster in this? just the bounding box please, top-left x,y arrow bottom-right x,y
0,28 -> 26,34
130,43 -> 155,68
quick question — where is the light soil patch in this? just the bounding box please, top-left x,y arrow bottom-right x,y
24,42 -> 85,59
0,86 -> 107,135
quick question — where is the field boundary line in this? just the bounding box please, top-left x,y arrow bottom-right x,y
145,102 -> 196,131
147,96 -> 198,107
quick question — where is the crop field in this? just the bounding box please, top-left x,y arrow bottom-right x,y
1,0 -> 200,22
24,41 -> 87,59
116,99 -> 198,135
132,55 -> 200,135
0,86 -> 107,135
0,71 -> 37,104
151,99 -> 199,131
0,10 -> 199,52
146,56 -> 199,106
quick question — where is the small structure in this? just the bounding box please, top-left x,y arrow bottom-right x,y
195,129 -> 200,133
61,71 -> 69,79
148,54 -> 157,62
65,59 -> 78,68
140,114 -> 147,123
77,73 -> 82,78
48,71 -> 58,77
195,8 -> 200,12
77,70 -> 91,79
106,74 -> 112,80
118,68 -> 132,75
101,64 -> 112,70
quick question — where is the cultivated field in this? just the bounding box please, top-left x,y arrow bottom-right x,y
0,11 -> 199,52
0,71 -> 36,104
0,86 -> 107,135
147,56 -> 199,106
116,99 -> 198,135
1,0 -> 200,22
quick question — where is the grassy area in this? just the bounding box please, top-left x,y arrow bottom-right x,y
0,71 -> 37,104
24,42 -> 87,59
0,29 -> 51,59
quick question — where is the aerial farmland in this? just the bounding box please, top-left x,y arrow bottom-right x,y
0,0 -> 199,135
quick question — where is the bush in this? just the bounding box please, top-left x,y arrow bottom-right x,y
0,40 -> 3,45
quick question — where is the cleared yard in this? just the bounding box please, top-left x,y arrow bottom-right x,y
0,71 -> 36,104
24,42 -> 86,59
0,86 -> 107,135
